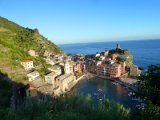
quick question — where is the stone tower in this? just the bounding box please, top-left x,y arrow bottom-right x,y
116,43 -> 120,49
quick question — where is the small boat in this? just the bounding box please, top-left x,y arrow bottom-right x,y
128,92 -> 132,96
128,92 -> 135,96
98,89 -> 103,92
111,82 -> 119,86
132,97 -> 143,102
135,103 -> 145,109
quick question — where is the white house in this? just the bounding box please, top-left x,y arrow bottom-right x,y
100,56 -> 105,61
27,71 -> 40,81
95,52 -> 101,57
21,60 -> 33,70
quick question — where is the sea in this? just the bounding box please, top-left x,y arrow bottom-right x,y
59,39 -> 160,69
58,39 -> 160,108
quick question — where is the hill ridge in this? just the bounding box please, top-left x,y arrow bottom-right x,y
0,16 -> 63,82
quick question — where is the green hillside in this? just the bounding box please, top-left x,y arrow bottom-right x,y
0,16 -> 63,82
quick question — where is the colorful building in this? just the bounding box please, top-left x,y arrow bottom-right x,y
96,61 -> 106,75
106,62 -> 126,78
111,54 -> 118,60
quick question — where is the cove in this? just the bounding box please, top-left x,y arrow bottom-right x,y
72,77 -> 138,108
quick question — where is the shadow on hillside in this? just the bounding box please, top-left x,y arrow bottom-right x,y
0,72 -> 26,110
0,71 -> 61,111
0,71 -> 133,120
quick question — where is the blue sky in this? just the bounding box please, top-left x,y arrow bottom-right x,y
0,0 -> 160,44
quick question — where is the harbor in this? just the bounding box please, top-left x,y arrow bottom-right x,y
71,76 -> 142,108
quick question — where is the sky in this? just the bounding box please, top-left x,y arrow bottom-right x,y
0,0 -> 160,44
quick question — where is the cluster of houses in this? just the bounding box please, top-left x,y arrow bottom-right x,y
20,50 -> 85,97
96,61 -> 126,78
20,44 -> 140,97
85,44 -> 141,78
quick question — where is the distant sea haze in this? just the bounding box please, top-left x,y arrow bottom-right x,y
59,39 -> 160,69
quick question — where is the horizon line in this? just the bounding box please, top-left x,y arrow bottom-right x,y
57,38 -> 160,46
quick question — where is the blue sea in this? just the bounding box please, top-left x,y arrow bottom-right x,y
59,39 -> 160,69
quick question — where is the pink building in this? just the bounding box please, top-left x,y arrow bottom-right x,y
111,54 -> 118,60
110,63 -> 121,78
106,62 -> 126,78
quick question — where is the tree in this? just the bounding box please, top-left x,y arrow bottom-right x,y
131,64 -> 160,120
138,64 -> 160,106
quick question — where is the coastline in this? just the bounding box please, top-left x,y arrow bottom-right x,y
66,72 -> 138,96
96,75 -> 138,92
84,73 -> 138,92
67,74 -> 87,92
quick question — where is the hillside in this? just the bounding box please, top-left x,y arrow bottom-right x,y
0,16 -> 63,82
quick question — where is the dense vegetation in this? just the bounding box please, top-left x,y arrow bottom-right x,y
1,94 -> 130,120
132,64 -> 160,120
138,64 -> 160,106
109,49 -> 126,55
0,16 -> 63,82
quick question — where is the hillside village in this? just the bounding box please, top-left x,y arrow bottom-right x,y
21,49 -> 85,97
20,43 -> 141,98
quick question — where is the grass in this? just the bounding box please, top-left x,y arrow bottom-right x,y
0,16 -> 63,82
